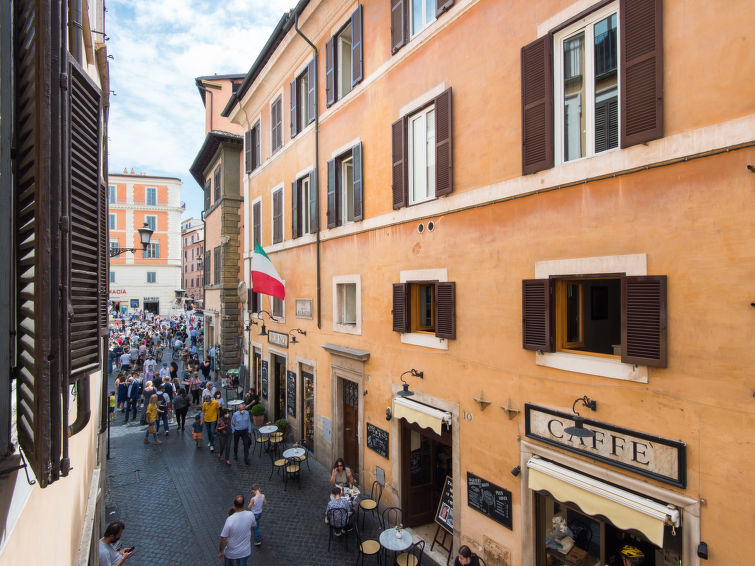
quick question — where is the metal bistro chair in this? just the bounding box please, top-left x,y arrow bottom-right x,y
284,456 -> 301,490
354,520 -> 381,565
268,447 -> 286,481
268,430 -> 284,457
395,539 -> 425,566
295,438 -> 312,471
359,480 -> 383,529
253,428 -> 270,457
380,506 -> 403,531
327,507 -> 350,552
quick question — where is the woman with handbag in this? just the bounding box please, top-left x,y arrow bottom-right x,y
215,407 -> 232,465
144,394 -> 162,445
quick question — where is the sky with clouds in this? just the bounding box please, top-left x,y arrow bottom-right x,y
107,0 -> 295,221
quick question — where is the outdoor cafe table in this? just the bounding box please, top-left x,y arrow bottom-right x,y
258,425 -> 278,435
379,528 -> 412,561
227,399 -> 244,412
282,447 -> 305,459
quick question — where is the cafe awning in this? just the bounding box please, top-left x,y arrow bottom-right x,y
527,457 -> 680,548
392,397 -> 451,435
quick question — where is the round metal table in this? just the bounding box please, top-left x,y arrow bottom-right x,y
258,425 -> 278,435
379,528 -> 412,560
282,447 -> 305,459
227,399 -> 244,411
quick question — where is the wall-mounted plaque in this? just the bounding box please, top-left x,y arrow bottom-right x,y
467,472 -> 512,530
286,370 -> 296,416
366,423 -> 389,459
261,360 -> 268,399
295,299 -> 313,319
267,330 -> 288,348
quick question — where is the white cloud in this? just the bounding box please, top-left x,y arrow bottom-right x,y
107,0 -> 294,219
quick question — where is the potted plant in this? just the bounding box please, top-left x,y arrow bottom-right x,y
274,418 -> 290,440
250,403 -> 265,426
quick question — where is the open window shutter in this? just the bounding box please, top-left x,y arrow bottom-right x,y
594,98 -> 619,154
156,243 -> 160,258
391,0 -> 407,54
245,130 -> 252,173
273,190 -> 283,243
434,87 -> 453,197
352,142 -> 363,221
326,37 -> 335,107
392,283 -> 410,333
309,169 -> 318,233
98,181 -> 108,336
620,0 -> 663,148
521,35 -> 554,175
291,180 -> 299,239
435,282 -> 456,339
253,124 -> 261,169
621,275 -> 667,367
253,201 -> 261,245
522,279 -> 554,352
391,117 -> 407,209
290,79 -> 297,138
204,180 -> 211,210
351,6 -> 363,85
327,159 -> 337,228
307,58 -> 316,124
436,0 -> 454,17
68,56 -> 103,379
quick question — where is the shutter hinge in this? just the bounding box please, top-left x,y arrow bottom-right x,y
60,73 -> 69,89
59,215 -> 70,233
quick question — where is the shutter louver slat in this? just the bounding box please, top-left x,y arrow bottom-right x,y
391,117 -> 407,209
326,37 -> 335,107
434,88 -> 453,197
521,36 -> 554,175
621,275 -> 667,367
351,6 -> 363,86
435,282 -> 456,339
352,143 -> 363,221
392,283 -> 410,333
391,0 -> 407,54
327,159 -> 337,228
522,279 -> 554,351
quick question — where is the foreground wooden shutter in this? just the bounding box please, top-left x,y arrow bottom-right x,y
325,37 -> 335,107
309,169 -> 318,233
253,123 -> 261,169
98,181 -> 108,336
351,6 -> 363,86
521,36 -> 553,175
290,79 -> 297,138
68,56 -> 103,379
327,159 -> 337,228
620,0 -> 663,148
434,88 -> 453,197
522,279 -> 554,352
621,275 -> 667,367
245,130 -> 252,173
291,180 -> 299,239
391,0 -> 407,54
435,282 -> 456,339
352,143 -> 363,221
391,117 -> 407,209
392,283 -> 410,333
436,0 -> 454,17
307,58 -> 316,125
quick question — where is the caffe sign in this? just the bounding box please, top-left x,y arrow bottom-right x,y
525,404 -> 686,488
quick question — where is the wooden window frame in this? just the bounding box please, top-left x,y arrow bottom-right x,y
407,104 -> 436,206
410,281 -> 436,334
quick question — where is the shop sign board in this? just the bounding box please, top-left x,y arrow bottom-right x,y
525,404 -> 686,488
434,475 -> 454,534
366,423 -> 389,459
267,330 -> 288,348
467,472 -> 512,530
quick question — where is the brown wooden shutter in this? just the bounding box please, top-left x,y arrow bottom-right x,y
290,79 -> 297,138
98,181 -> 108,336
204,250 -> 211,285
68,56 -> 103,379
620,0 -> 663,148
309,169 -> 318,233
595,97 -> 619,153
245,130 -> 252,173
326,37 -> 335,107
253,122 -> 261,169
621,275 -> 667,367
327,158 -> 337,228
351,6 -> 363,85
391,0 -> 408,54
291,180 -> 300,239
434,87 -> 453,197
352,142 -> 363,221
521,35 -> 554,175
522,279 -> 554,351
392,283 -> 410,333
391,117 -> 407,209
204,180 -> 211,210
273,189 -> 283,243
435,282 -> 456,339
253,201 -> 261,245
436,0 -> 454,17
214,166 -> 221,201
307,57 -> 316,124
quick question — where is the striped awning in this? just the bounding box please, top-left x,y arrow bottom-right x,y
392,397 -> 451,435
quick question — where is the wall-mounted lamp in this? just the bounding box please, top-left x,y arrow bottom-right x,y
288,328 -> 307,344
563,396 -> 597,439
385,407 -> 392,421
245,320 -> 259,332
697,542 -> 708,560
255,310 -> 279,337
397,369 -> 424,397
511,465 -> 521,477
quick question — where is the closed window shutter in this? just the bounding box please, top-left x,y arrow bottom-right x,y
69,57 -> 103,379
291,180 -> 299,239
352,142 -> 363,221
309,169 -> 318,233
245,130 -> 252,173
290,79 -> 297,138
204,180 -> 211,210
521,35 -> 554,175
434,87 -> 453,197
620,0 -> 663,148
390,0 -> 407,54
253,123 -> 261,169
307,58 -> 316,124
392,283 -> 410,333
98,181 -> 108,336
327,158 -> 337,228
621,275 -> 667,367
204,251 -> 211,285
155,243 -> 160,258
253,201 -> 261,245
435,282 -> 456,339
436,0 -> 454,17
351,6 -> 363,86
594,98 -> 619,154
273,190 -> 283,243
391,117 -> 407,209
522,279 -> 554,352
214,167 -> 221,201
326,37 -> 335,107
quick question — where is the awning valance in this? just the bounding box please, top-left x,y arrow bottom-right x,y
392,397 -> 451,435
527,457 -> 679,548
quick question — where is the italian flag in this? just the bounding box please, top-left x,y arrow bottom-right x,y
251,242 -> 285,299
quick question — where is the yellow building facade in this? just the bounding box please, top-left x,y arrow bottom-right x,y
224,1 -> 755,564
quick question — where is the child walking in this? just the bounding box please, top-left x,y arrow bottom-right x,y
144,394 -> 161,444
247,483 -> 267,546
191,414 -> 203,448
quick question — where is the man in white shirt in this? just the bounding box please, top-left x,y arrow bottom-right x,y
218,495 -> 256,564
173,337 -> 183,350
143,355 -> 156,373
98,521 -> 133,566
159,363 -> 171,380
119,350 -> 131,372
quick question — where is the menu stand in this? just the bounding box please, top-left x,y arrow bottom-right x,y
430,524 -> 453,566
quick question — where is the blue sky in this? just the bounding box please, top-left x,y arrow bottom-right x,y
107,0 -> 294,221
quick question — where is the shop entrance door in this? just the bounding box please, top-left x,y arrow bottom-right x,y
342,379 -> 359,477
272,354 -> 286,421
400,419 -> 452,527
143,300 -> 159,315
300,369 -> 314,450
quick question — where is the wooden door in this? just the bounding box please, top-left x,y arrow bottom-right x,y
342,380 -> 359,478
253,351 -> 261,395
272,355 -> 285,421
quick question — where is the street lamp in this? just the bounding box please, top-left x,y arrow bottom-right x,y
109,222 -> 154,257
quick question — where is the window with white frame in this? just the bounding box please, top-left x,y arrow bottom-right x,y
555,3 -> 619,164
337,26 -> 353,99
411,0 -> 436,36
109,240 -> 119,253
292,172 -> 316,238
109,185 -> 116,204
147,271 -> 156,283
297,69 -> 310,130
109,213 -> 116,230
408,105 -> 436,205
146,186 -> 157,206
272,295 -> 284,320
326,7 -> 363,108
327,143 -> 362,228
333,274 -> 361,335
143,243 -> 160,259
145,215 -> 157,232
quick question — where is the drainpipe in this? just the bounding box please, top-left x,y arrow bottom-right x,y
293,12 -> 321,329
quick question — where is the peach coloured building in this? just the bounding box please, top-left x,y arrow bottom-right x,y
181,217 -> 205,306
223,1 -> 755,565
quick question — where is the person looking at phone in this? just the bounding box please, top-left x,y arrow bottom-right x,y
98,521 -> 134,566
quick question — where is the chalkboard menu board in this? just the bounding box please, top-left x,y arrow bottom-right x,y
466,472 -> 512,530
261,360 -> 268,399
434,476 -> 453,533
286,370 -> 296,416
366,423 -> 388,458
